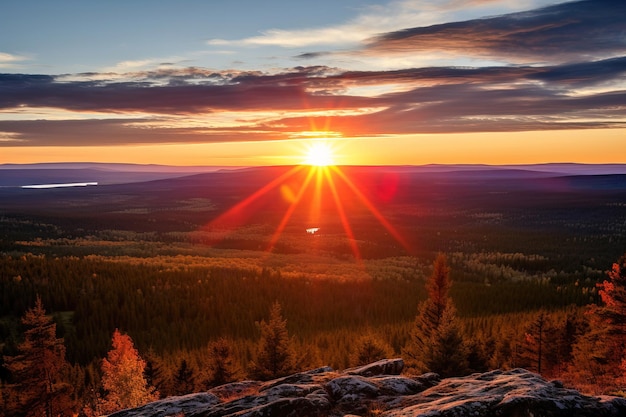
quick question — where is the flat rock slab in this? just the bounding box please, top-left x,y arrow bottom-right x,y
108,363 -> 626,417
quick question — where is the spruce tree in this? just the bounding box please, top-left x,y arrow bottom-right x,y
250,302 -> 296,380
350,332 -> 394,367
597,254 -> 626,359
143,348 -> 164,397
521,310 -> 547,374
173,359 -> 196,395
403,254 -> 468,376
425,304 -> 468,377
99,329 -> 157,414
205,338 -> 243,388
3,296 -> 74,417
567,253 -> 626,393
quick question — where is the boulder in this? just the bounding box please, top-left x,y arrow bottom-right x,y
108,392 -> 220,417
208,380 -> 262,400
345,358 -> 404,377
108,363 -> 626,417
386,368 -> 626,417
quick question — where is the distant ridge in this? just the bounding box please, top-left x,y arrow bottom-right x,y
2,162 -> 625,174
402,163 -> 626,175
2,163 -> 625,188
0,162 -> 244,173
0,163 -> 245,187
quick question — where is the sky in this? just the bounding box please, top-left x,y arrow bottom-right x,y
1,0 -> 625,166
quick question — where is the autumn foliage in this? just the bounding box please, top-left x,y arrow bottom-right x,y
99,329 -> 158,414
2,297 -> 73,417
564,254 -> 626,394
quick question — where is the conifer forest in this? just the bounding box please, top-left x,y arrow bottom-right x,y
1,166 -> 625,416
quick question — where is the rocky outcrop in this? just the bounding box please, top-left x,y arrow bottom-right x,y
109,358 -> 626,417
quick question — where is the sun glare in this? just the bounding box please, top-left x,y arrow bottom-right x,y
304,142 -> 335,166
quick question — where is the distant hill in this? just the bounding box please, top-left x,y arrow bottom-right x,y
0,163 -> 242,187
2,162 -> 625,188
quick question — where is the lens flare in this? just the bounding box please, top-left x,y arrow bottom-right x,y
202,142 -> 410,264
304,142 -> 335,166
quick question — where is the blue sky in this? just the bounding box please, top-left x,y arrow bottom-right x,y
2,0 -> 559,73
1,0 -> 625,165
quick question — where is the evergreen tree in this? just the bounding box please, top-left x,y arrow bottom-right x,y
143,348 -> 164,398
350,332 -> 394,367
542,309 -> 583,378
521,310 -> 547,374
567,254 -> 626,393
466,337 -> 491,373
403,254 -> 467,375
425,304 -> 468,377
596,254 -> 626,361
566,317 -> 615,394
173,359 -> 196,395
427,253 -> 451,321
99,329 -> 157,414
490,335 -> 514,370
250,302 -> 296,380
2,296 -> 74,417
205,338 -> 243,388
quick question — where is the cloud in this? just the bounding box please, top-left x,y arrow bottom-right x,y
0,68 -> 377,115
364,0 -> 626,63
1,53 -> 625,147
2,0 -> 625,148
0,52 -> 29,69
0,118 -> 288,147
206,0 -> 545,50
208,27 -> 366,48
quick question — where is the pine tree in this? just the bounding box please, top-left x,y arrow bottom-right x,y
205,338 -> 243,388
567,254 -> 626,393
490,335 -> 514,370
466,337 -> 491,373
143,348 -> 164,397
403,254 -> 467,375
2,296 -> 74,417
99,329 -> 158,414
425,304 -> 468,377
596,254 -> 626,361
566,317 -> 615,394
521,310 -> 547,374
173,359 -> 196,395
250,302 -> 296,380
350,332 -> 394,367
427,253 -> 451,322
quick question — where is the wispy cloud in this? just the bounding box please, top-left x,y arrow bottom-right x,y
0,52 -> 29,69
364,0 -> 626,64
1,51 -> 625,146
1,1 -> 624,148
206,0 -> 550,49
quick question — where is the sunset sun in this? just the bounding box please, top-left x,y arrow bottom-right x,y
304,142 -> 335,166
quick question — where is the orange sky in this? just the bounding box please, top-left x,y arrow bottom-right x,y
2,129 -> 625,166
2,1 -> 625,167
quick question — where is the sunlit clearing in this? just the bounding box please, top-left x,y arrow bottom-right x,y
304,142 -> 335,166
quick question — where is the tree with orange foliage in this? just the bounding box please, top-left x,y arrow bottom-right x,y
2,296 -> 74,417
597,255 -> 626,356
567,254 -> 626,394
99,329 -> 158,414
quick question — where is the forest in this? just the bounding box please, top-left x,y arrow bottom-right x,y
1,165 -> 625,416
